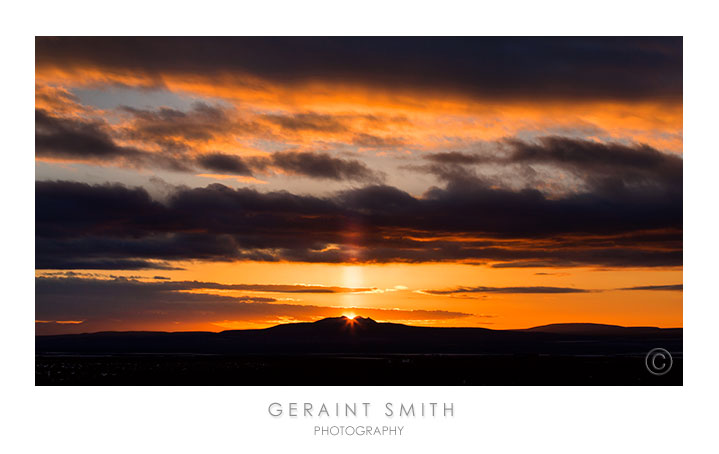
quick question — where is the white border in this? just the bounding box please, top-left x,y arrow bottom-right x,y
4,1 -> 717,452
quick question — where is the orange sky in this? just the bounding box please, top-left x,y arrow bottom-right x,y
35,262 -> 683,332
34,37 -> 683,334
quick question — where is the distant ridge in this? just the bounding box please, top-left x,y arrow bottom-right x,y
521,323 -> 676,335
36,317 -> 682,356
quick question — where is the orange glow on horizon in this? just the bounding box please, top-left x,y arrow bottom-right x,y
34,261 -> 683,335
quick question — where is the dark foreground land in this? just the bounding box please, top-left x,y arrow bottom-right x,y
36,317 -> 682,385
36,353 -> 682,385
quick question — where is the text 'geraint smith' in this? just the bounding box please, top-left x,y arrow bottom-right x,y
268,402 -> 455,418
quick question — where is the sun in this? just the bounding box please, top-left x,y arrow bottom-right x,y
344,313 -> 356,320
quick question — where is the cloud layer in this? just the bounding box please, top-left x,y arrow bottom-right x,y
35,276 -> 472,334
37,136 -> 682,270
420,286 -> 592,295
36,37 -> 682,101
36,108 -> 383,182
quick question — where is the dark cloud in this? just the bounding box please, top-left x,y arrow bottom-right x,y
422,136 -> 682,196
35,257 -> 182,270
196,152 -> 253,175
86,279 -> 374,294
35,37 -> 682,101
260,112 -> 408,149
35,275 -> 373,294
35,109 -> 194,172
36,172 -> 682,269
118,103 -> 269,154
36,109 -> 383,182
619,284 -> 683,291
120,103 -> 239,143
425,151 -> 491,165
36,109 -> 142,160
262,151 -> 383,182
422,286 -> 591,295
505,136 -> 682,192
35,276 -> 472,334
263,112 -> 348,133
351,133 -> 405,149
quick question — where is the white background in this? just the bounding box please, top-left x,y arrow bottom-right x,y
2,1 -> 717,453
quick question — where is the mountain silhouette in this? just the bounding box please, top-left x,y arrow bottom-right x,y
36,316 -> 682,356
522,323 -> 680,335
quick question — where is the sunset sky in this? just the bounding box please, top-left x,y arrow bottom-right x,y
35,37 -> 682,334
